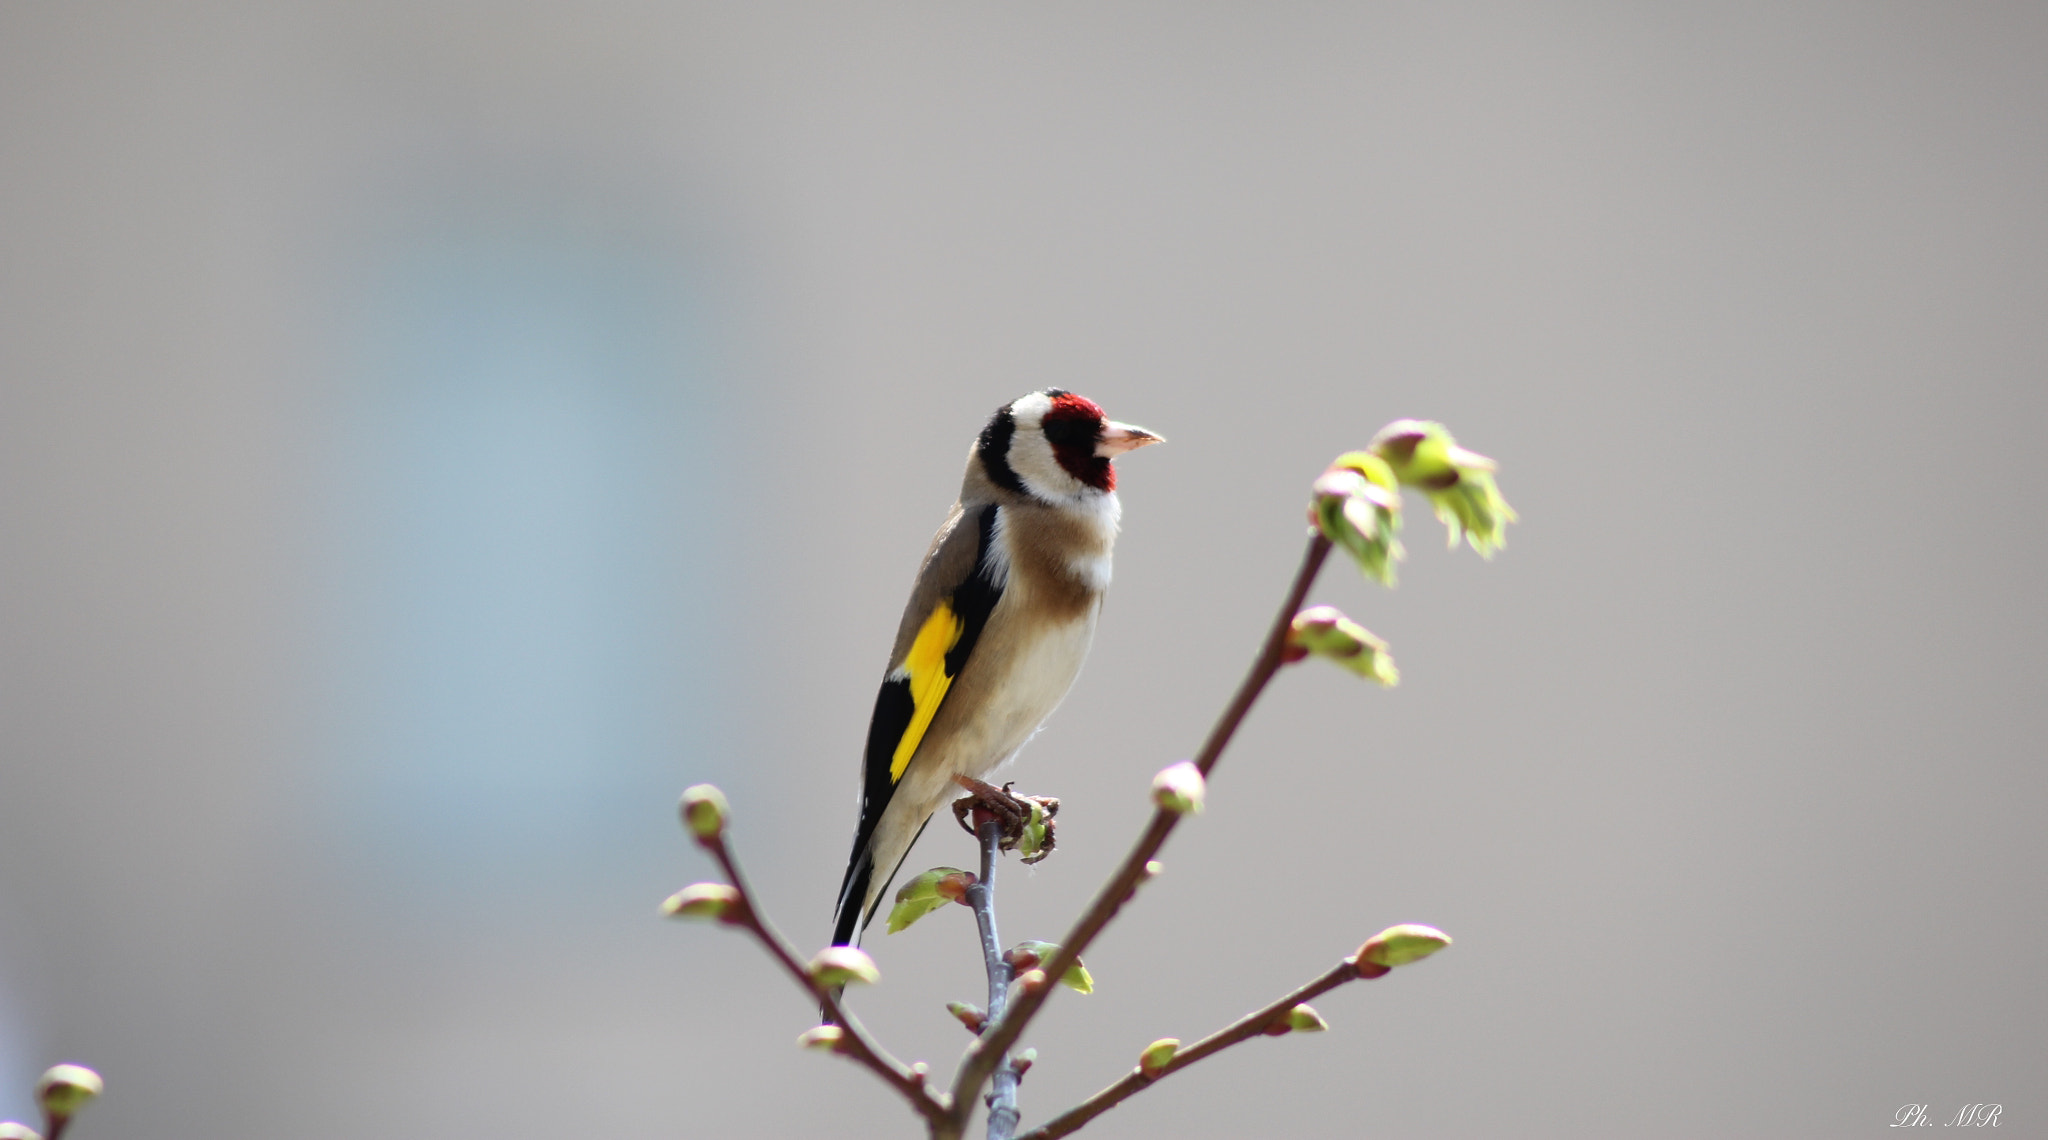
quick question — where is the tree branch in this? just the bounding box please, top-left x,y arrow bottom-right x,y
1016,958 -> 1363,1140
700,832 -> 951,1128
966,816 -> 1021,1140
946,532 -> 1334,1127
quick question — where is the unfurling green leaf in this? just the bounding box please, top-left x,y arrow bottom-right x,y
1016,798 -> 1051,861
1369,420 -> 1516,556
1313,453 -> 1405,585
1359,923 -> 1453,971
660,883 -> 742,922
1138,1038 -> 1180,1078
678,784 -> 730,842
808,946 -> 882,988
886,867 -> 976,933
1288,606 -> 1398,687
1151,761 -> 1206,815
1005,941 -> 1094,994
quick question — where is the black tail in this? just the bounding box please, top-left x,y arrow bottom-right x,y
829,815 -> 932,949
823,849 -> 875,1024
831,850 -> 874,947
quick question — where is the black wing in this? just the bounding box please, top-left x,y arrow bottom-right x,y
832,504 -> 1005,945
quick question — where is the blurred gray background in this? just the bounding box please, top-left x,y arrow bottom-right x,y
3,4 -> 2042,1137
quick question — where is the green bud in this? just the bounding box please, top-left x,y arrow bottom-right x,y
1138,1038 -> 1179,1078
1002,941 -> 1044,971
660,883 -> 743,922
796,1025 -> 846,1052
886,867 -> 977,934
1285,1003 -> 1328,1032
1359,923 -> 1453,969
1288,606 -> 1398,686
1369,420 -> 1515,556
679,784 -> 730,842
0,1122 -> 45,1140
1313,453 -> 1405,586
946,1001 -> 987,1033
1016,799 -> 1051,862
1151,761 -> 1206,815
34,1066 -> 101,1122
808,945 -> 882,988
1004,941 -> 1092,994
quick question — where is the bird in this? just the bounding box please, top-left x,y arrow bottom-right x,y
831,389 -> 1161,947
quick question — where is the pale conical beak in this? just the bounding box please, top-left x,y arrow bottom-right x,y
1096,421 -> 1164,458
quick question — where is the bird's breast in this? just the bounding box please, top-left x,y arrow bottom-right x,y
922,595 -> 1099,784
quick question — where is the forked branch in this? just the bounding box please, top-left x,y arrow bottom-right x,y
945,532 -> 1334,1125
1018,958 -> 1361,1140
668,813 -> 951,1128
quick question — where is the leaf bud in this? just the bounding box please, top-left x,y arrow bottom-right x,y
659,883 -> 743,923
678,784 -> 729,843
946,1001 -> 987,1034
1005,942 -> 1093,993
1138,1038 -> 1179,1079
1284,1003 -> 1329,1032
1151,761 -> 1206,815
1287,606 -> 1398,687
808,945 -> 882,988
1358,923 -> 1453,970
797,1025 -> 846,1052
34,1065 -> 102,1123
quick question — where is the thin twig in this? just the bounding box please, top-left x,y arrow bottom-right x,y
704,834 -> 951,1127
1016,958 -> 1363,1140
946,533 -> 1334,1127
967,817 -> 1021,1140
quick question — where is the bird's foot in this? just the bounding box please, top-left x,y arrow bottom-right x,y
951,776 -> 1060,864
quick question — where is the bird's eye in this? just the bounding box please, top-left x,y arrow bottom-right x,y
1040,416 -> 1097,449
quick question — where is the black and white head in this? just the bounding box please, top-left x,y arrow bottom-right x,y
975,389 -> 1161,504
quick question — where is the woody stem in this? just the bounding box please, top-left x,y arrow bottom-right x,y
945,532 -> 1333,1129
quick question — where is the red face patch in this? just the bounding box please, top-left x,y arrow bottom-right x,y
1045,392 -> 1106,425
1041,391 -> 1114,491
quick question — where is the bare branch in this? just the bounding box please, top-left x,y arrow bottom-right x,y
947,533 -> 1335,1126
966,815 -> 1022,1140
1017,958 -> 1363,1140
700,833 -> 952,1128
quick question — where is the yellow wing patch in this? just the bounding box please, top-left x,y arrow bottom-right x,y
891,599 -> 965,781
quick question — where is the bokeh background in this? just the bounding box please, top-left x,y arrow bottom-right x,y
3,4 -> 2043,1137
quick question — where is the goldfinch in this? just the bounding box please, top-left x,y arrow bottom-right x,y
831,389 -> 1162,946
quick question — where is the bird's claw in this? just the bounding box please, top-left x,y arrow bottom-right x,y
951,776 -> 1059,863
